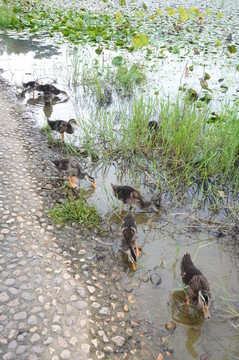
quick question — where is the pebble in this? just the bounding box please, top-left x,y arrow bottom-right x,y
150,273 -> 162,286
81,343 -> 90,354
60,349 -> 71,359
112,336 -> 125,347
99,307 -> 111,315
165,320 -> 176,332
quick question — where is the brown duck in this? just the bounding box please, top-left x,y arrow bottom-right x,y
111,184 -> 152,212
47,118 -> 78,142
181,253 -> 211,318
121,212 -> 138,270
52,158 -> 96,188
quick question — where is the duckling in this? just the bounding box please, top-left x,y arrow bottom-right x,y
121,212 -> 138,270
111,184 -> 152,212
52,158 -> 96,188
181,253 -> 211,319
36,83 -> 61,95
47,118 -> 78,142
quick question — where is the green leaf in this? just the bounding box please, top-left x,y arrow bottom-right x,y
142,2 -> 147,11
178,7 -> 188,21
227,45 -> 237,54
217,12 -> 223,19
95,46 -> 103,55
132,33 -> 148,48
172,45 -> 180,54
215,39 -> 221,47
166,7 -> 176,16
112,56 -> 123,66
156,9 -> 162,16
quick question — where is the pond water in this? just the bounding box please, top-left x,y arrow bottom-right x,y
0,22 -> 239,360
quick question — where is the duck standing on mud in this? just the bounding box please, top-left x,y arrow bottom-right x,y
47,118 -> 79,142
111,184 -> 152,212
121,212 -> 138,270
181,253 -> 211,318
52,158 -> 96,189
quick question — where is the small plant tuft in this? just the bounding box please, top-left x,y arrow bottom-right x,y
49,193 -> 100,228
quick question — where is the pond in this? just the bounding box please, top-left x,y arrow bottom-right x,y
0,1 -> 239,357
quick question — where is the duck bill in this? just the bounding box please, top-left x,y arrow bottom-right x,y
92,182 -> 97,189
203,305 -> 210,319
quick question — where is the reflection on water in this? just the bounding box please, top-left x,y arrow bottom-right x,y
0,30 -> 239,360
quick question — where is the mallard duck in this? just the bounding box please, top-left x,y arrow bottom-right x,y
43,91 -> 53,105
111,184 -> 152,212
52,158 -> 96,188
121,212 -> 138,270
36,83 -> 61,95
47,118 -> 79,142
181,253 -> 211,319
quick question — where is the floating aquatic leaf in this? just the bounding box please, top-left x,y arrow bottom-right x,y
135,10 -> 144,18
172,45 -> 180,54
166,7 -> 176,16
178,7 -> 188,21
204,73 -> 211,80
227,45 -> 237,54
142,2 -> 147,11
217,12 -> 223,19
114,12 -> 122,25
156,9 -> 162,16
95,46 -> 103,55
112,56 -> 123,67
132,33 -> 148,48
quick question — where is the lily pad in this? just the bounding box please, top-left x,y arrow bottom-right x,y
132,33 -> 148,48
112,56 -> 123,67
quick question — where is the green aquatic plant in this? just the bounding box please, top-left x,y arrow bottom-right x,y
49,192 -> 100,228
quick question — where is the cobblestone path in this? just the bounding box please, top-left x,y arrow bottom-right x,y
0,79 -> 169,360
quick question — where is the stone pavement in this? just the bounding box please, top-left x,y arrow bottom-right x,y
0,79 -> 170,360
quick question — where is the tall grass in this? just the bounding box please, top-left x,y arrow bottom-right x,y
78,96 -> 239,193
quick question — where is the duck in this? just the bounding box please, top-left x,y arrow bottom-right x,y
121,212 -> 138,270
181,253 -> 211,319
47,118 -> 79,142
111,183 -> 152,212
36,83 -> 61,95
52,158 -> 96,188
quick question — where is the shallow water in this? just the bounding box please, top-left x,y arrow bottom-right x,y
0,28 -> 239,359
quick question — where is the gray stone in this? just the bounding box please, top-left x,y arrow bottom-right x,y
14,311 -> 27,320
60,350 -> 71,359
30,333 -> 40,342
57,336 -> 67,348
5,278 -> 15,286
75,301 -> 88,310
0,292 -> 9,302
112,336 -> 125,347
16,345 -> 26,355
28,315 -> 37,325
8,340 -> 17,349
32,345 -> 44,354
3,352 -> 14,360
99,307 -> 111,316
21,292 -> 34,301
81,344 -> 90,354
